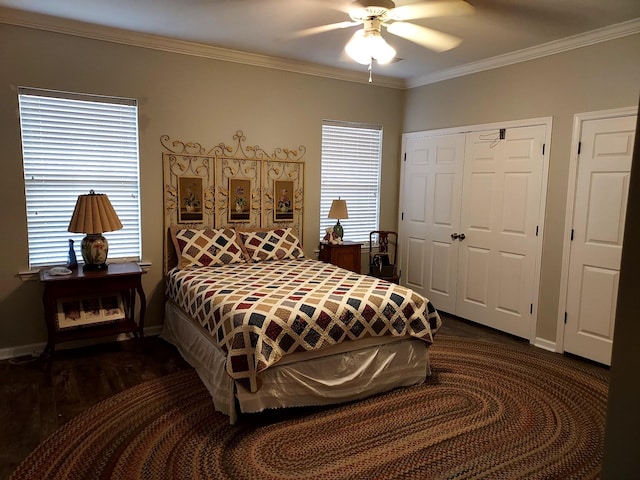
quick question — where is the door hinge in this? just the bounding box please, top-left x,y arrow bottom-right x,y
542,143 -> 545,155
401,212 -> 404,221
564,312 -> 567,324
578,141 -> 581,155
530,304 -> 533,314
535,225 -> 539,236
570,229 -> 574,241
499,128 -> 506,139
403,153 -> 406,162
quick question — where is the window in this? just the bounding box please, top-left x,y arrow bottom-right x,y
18,88 -> 141,268
320,120 -> 382,243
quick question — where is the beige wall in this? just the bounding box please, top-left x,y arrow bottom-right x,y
403,34 -> 640,343
0,23 -> 405,351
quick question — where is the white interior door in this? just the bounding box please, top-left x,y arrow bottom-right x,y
456,126 -> 545,338
399,133 -> 465,312
563,114 -> 636,365
400,119 -> 549,342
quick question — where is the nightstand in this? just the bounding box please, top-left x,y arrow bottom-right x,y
39,262 -> 146,360
318,241 -> 363,273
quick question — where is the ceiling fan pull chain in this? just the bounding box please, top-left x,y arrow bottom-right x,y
368,60 -> 373,83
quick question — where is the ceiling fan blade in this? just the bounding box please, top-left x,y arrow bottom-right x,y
390,1 -> 474,21
385,22 -> 462,52
287,21 -> 360,39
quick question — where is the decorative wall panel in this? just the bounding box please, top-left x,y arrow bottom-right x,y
161,131 -> 306,271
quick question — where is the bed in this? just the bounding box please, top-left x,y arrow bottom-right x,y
161,225 -> 442,423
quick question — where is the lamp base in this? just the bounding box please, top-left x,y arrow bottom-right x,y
81,234 -> 109,271
82,262 -> 108,271
333,220 -> 344,240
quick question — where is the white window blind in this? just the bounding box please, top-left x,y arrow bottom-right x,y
18,88 -> 141,268
320,120 -> 382,243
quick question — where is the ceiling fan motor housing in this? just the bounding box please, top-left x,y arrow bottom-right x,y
356,0 -> 396,9
350,0 -> 396,22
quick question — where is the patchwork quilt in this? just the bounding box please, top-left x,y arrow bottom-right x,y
166,258 -> 442,392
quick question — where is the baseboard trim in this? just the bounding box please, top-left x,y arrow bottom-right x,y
0,325 -> 163,361
533,337 -> 557,353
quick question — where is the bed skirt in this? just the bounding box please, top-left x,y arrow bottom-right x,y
162,301 -> 432,424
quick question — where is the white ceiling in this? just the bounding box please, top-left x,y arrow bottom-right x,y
1,0 -> 639,88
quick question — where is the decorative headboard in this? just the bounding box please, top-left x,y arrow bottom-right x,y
161,130 -> 306,272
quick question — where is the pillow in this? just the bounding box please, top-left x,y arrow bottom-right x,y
238,228 -> 305,262
170,226 -> 246,268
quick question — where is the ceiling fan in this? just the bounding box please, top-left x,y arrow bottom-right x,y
293,0 -> 474,71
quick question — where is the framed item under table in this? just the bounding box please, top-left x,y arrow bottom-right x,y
56,293 -> 125,330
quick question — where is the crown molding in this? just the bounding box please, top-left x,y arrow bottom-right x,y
0,6 -> 406,89
2,6 -> 637,91
407,18 -> 640,88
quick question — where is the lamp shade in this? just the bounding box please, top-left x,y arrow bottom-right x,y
328,199 -> 349,220
68,190 -> 123,234
68,190 -> 122,271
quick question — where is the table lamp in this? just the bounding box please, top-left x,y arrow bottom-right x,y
67,190 -> 123,271
328,198 -> 349,240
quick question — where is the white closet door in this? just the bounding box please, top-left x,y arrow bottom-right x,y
399,133 -> 465,312
564,115 -> 635,365
456,126 -> 545,338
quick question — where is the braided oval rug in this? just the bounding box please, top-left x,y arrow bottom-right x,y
11,336 -> 608,480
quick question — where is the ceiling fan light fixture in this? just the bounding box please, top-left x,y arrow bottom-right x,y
345,28 -> 396,65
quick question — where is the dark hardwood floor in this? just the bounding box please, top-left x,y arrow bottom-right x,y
0,313 -> 606,479
0,336 -> 192,480
437,311 -> 529,345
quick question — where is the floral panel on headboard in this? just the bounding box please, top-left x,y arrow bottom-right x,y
215,157 -> 261,229
262,160 -> 304,236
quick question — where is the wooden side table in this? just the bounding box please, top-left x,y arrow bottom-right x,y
39,262 -> 146,360
318,241 -> 363,273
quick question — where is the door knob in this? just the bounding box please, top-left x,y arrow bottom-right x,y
459,233 -> 466,241
451,233 -> 459,240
